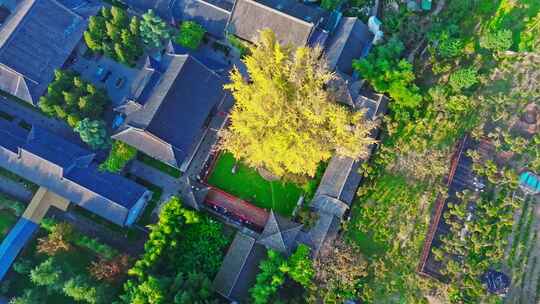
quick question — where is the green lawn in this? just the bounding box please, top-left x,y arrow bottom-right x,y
207,152 -> 303,216
0,210 -> 18,238
137,153 -> 182,178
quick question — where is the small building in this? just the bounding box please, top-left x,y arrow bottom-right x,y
0,120 -> 152,226
175,0 -> 234,39
113,42 -> 231,172
324,17 -> 373,76
0,0 -> 86,105
212,231 -> 267,302
213,211 -> 303,302
226,0 -> 329,46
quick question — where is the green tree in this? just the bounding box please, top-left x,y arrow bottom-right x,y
63,275 -> 99,304
353,37 -> 423,110
139,9 -> 171,48
176,21 -> 205,50
9,289 -> 47,304
171,272 -> 217,304
74,119 -> 110,150
30,258 -> 63,289
287,244 -> 314,288
222,29 -> 376,181
249,250 -> 287,304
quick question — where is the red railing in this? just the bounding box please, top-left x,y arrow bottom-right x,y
417,135 -> 468,277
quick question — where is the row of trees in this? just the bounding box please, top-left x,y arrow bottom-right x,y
119,196 -> 230,303
249,244 -> 314,304
85,7 -> 208,66
9,221 -> 125,304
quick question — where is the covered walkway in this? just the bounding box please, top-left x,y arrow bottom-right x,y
205,187 -> 269,229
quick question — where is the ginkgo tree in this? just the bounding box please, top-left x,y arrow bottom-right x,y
221,29 -> 376,181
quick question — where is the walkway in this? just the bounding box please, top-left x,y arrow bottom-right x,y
205,187 -> 269,229
129,160 -> 181,201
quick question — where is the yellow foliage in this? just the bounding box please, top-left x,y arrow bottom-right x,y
221,29 -> 377,180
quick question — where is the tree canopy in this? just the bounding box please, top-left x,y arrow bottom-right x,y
83,6 -> 143,65
176,21 -> 206,50
221,29 -> 376,181
139,10 -> 171,49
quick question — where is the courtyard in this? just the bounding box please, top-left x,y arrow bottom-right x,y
206,152 -> 303,217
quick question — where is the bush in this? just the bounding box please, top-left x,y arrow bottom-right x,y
227,34 -> 249,57
0,193 -> 25,216
100,141 -> 137,173
176,21 -> 206,50
74,119 -> 110,150
448,68 -> 478,91
480,29 -> 512,52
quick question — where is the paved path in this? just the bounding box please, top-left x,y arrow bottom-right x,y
205,187 -> 269,228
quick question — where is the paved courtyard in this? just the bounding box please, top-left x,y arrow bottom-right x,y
71,54 -> 141,107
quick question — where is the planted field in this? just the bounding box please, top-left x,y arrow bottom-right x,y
207,152 -> 303,216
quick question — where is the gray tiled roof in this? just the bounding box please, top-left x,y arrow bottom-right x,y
324,17 -> 373,75
355,90 -> 389,121
307,212 -> 340,258
314,155 -> 362,206
113,48 -> 227,169
213,231 -> 267,302
310,194 -> 349,218
257,210 -> 303,254
0,119 -> 150,226
0,0 -> 86,104
227,0 -> 327,46
175,0 -> 231,38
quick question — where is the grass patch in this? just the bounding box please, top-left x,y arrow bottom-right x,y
207,152 -> 303,216
137,153 -> 182,178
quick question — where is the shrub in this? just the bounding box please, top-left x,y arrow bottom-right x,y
74,118 -> 110,150
100,141 -> 137,173
176,21 -> 206,50
480,29 -> 512,52
448,68 -> 478,91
